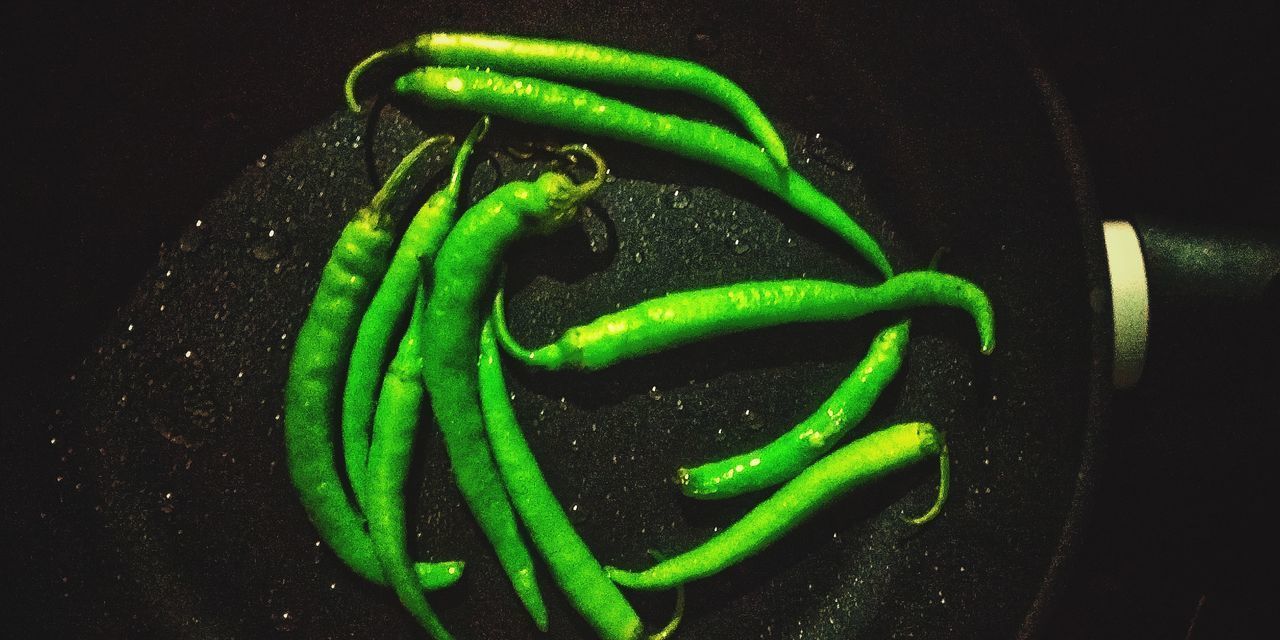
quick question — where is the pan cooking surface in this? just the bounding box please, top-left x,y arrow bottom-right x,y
42,4 -> 1102,637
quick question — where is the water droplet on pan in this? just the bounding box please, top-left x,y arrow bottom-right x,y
666,188 -> 691,209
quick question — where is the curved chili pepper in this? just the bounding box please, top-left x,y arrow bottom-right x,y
346,32 -> 790,168
367,285 -> 455,639
283,134 -> 466,592
392,66 -> 894,278
479,319 -> 683,640
343,116 -> 488,509
419,145 -> 609,630
495,273 -> 993,371
606,422 -> 948,590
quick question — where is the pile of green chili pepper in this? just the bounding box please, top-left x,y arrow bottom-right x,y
283,32 -> 995,640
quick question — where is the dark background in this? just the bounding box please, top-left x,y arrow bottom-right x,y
5,1 -> 1277,637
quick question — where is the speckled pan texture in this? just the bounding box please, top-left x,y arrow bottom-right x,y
40,4 -> 1104,638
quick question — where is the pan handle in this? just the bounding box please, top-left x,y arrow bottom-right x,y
1102,217 -> 1280,390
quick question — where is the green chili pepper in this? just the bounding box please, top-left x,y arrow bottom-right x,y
346,32 -> 790,168
670,259 -> 963,498
283,134 -> 466,589
392,66 -> 893,278
420,145 -> 609,630
495,272 -> 986,498
479,319 -> 683,640
343,116 -> 488,509
605,422 -> 948,590
367,285 -> 454,640
677,319 -> 909,498
494,273 -> 994,371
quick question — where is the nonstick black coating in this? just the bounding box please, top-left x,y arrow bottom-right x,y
38,1 -> 1106,638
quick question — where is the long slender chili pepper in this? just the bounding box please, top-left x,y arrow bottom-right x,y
677,319 -> 909,498
605,422 -> 948,590
283,134 -> 467,589
494,273 -> 994,371
392,66 -> 893,278
493,271 -> 986,497
679,253 -> 954,499
367,285 -> 454,640
479,319 -> 683,640
344,116 -> 489,508
420,145 -> 608,630
346,32 -> 790,168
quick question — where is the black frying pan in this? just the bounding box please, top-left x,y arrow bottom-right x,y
28,1 -> 1108,637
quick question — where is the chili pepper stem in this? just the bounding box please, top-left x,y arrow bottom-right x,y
368,134 -> 455,216
527,144 -> 608,235
903,441 -> 950,526
448,117 -> 489,191
344,49 -> 383,111
555,144 -> 608,196
345,44 -> 413,112
646,550 -> 685,640
491,288 -> 538,363
649,584 -> 684,640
